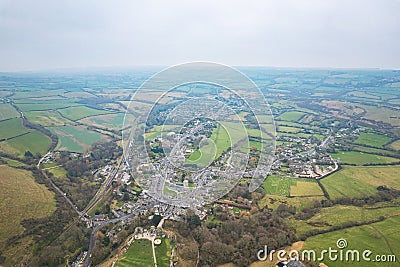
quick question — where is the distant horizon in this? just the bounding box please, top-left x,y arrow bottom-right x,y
1,64 -> 399,74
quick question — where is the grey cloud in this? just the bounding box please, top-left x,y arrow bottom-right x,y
0,0 -> 399,71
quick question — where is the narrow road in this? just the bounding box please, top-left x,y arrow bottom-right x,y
41,166 -> 82,216
152,237 -> 158,267
37,152 -> 51,168
83,213 -> 137,267
369,224 -> 395,255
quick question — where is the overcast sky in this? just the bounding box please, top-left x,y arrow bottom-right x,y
0,0 -> 399,71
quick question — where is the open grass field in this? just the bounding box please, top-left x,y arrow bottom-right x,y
25,110 -> 73,126
2,157 -> 26,167
144,131 -> 161,140
0,91 -> 12,97
0,131 -> 51,157
320,166 -> 400,200
58,106 -> 112,121
79,113 -> 125,130
321,100 -> 365,117
186,139 -> 217,167
277,111 -> 306,121
259,123 -> 276,136
164,183 -> 178,196
258,193 -> 324,211
212,123 -> 232,157
0,165 -> 56,246
64,91 -> 95,98
344,166 -> 400,190
0,103 -> 19,121
290,201 -> 400,237
115,239 -> 154,267
16,101 -> 79,112
144,125 -> 180,140
186,121 -> 247,167
361,104 -> 400,127
276,120 -> 312,129
222,121 -> 248,144
321,166 -> 386,198
124,100 -> 153,114
348,91 -> 381,99
290,180 -> 324,197
388,139 -> 400,151
354,132 -> 391,148
330,151 -> 399,165
50,125 -> 107,152
0,118 -> 29,139
352,145 -> 400,157
302,216 -> 400,266
263,176 -> 297,196
12,89 -> 65,99
248,140 -> 262,150
14,96 -> 67,103
48,166 -> 67,178
388,98 -> 400,105
155,238 -> 173,267
277,126 -> 302,133
280,131 -> 315,139
310,203 -> 400,226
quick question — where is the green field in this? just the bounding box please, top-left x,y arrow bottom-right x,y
331,151 -> 399,165
2,157 -> 26,167
79,113 -> 125,130
248,140 -> 262,150
0,131 -> 51,157
290,201 -> 400,237
277,126 -> 302,133
290,180 -> 324,197
264,176 -> 323,197
0,103 -> 19,121
16,101 -> 79,112
321,166 -> 377,198
116,239 -> 154,267
186,122 -> 246,167
277,111 -> 306,121
352,145 -> 400,157
276,120 -> 312,129
12,89 -> 65,99
50,125 -> 106,152
361,104 -> 400,127
188,149 -> 201,161
342,166 -> 400,190
302,216 -> 400,266
264,176 -> 297,196
0,165 -> 56,246
223,121 -> 249,144
320,166 -> 398,199
144,125 -> 180,140
388,139 -> 400,151
25,110 -> 73,126
258,193 -> 324,211
164,184 -> 178,196
144,131 -> 161,140
354,132 -> 391,148
58,106 -> 112,121
48,166 -> 67,178
155,238 -> 173,267
0,118 -> 29,139
310,203 -> 400,226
